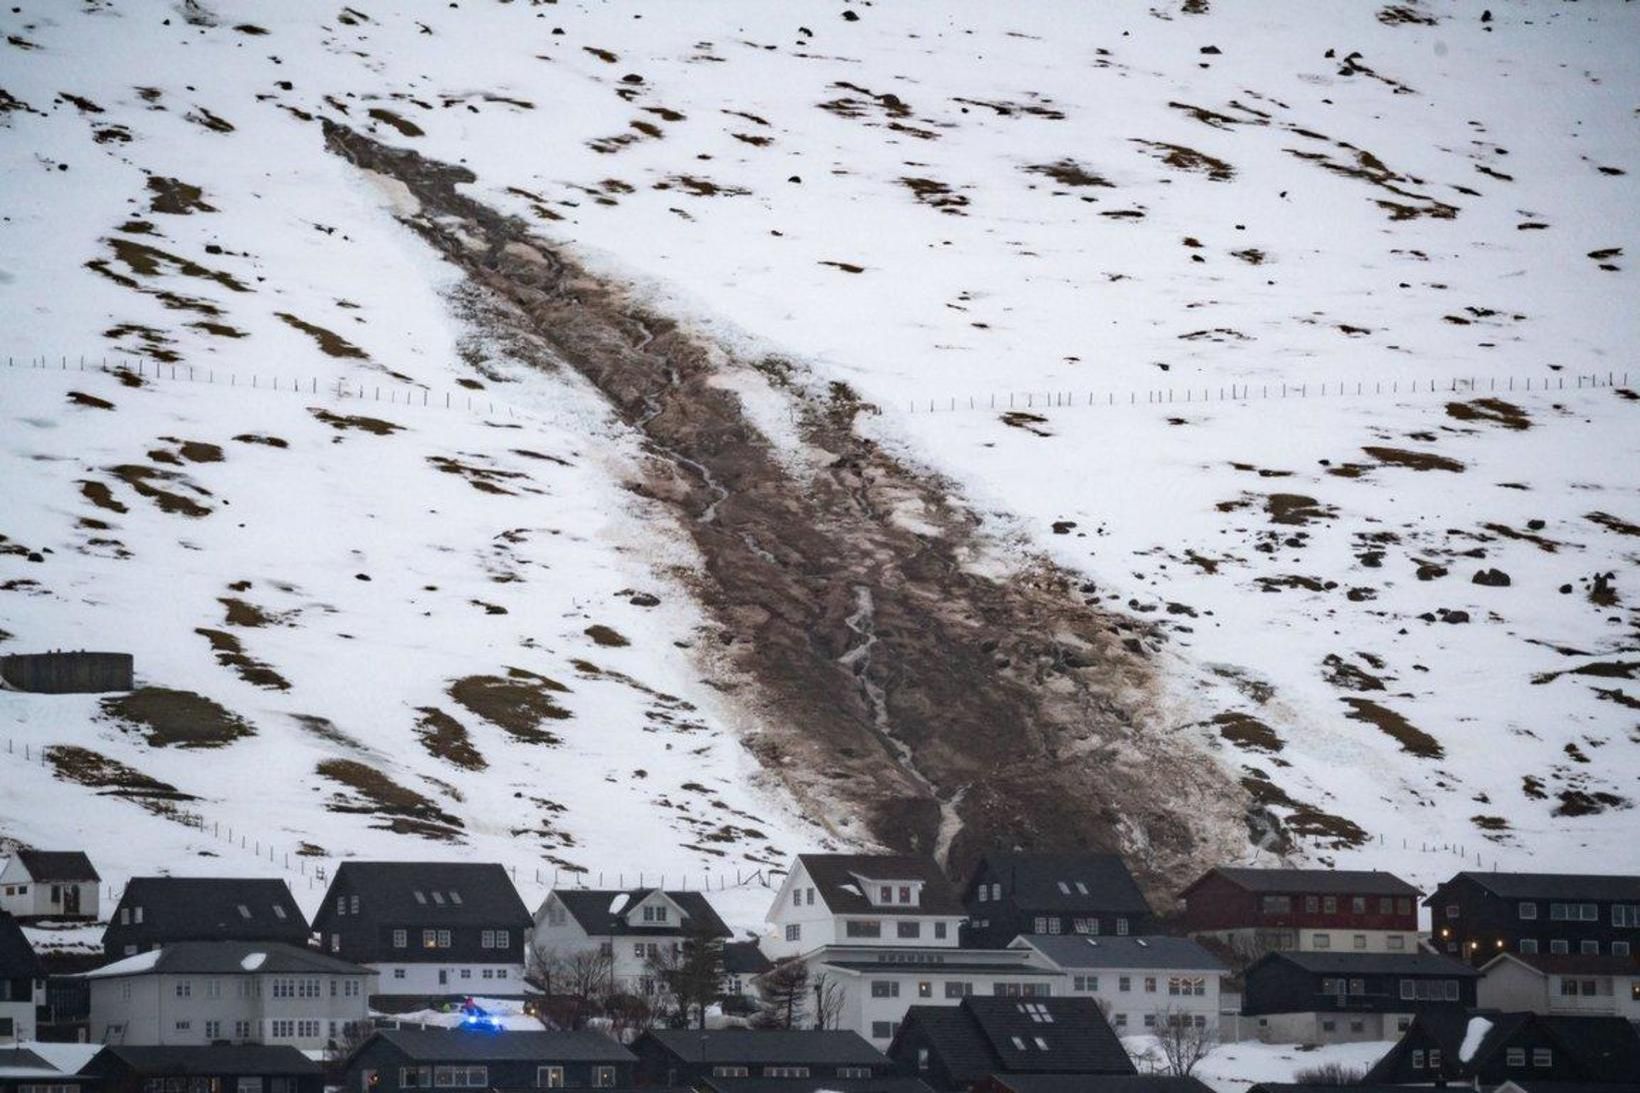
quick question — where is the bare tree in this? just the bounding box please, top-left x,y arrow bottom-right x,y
529,943 -> 615,1030
323,1020 -> 375,1081
1143,1007 -> 1218,1077
812,972 -> 845,1031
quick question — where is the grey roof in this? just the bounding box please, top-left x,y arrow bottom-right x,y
84,941 -> 370,978
1366,1009 -> 1640,1084
109,877 -> 308,942
0,911 -> 42,977
970,853 -> 1151,915
821,960 -> 1064,976
1250,1086 -> 1433,1093
893,997 -> 1134,1082
87,1046 -> 321,1076
722,940 -> 773,976
703,1081 -> 931,1093
642,1030 -> 887,1066
1265,950 -> 1477,976
553,889 -> 730,939
1019,935 -> 1227,973
15,850 -> 99,882
993,1078 -> 1213,1093
368,1028 -> 634,1063
324,861 -> 530,926
1187,867 -> 1419,897
1434,871 -> 1640,903
1484,951 -> 1640,978
796,855 -> 965,917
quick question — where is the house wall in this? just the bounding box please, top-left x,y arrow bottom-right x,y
764,864 -> 962,961
0,996 -> 36,1044
1429,875 -> 1640,964
0,651 -> 133,694
1193,925 -> 1420,956
346,1041 -> 630,1093
370,961 -> 523,997
1478,961 -> 1552,1013
962,861 -> 1153,949
1181,874 -> 1418,937
819,965 -> 1059,1048
0,860 -> 98,920
1250,1010 -> 1404,1045
90,972 -> 372,1047
530,896 -> 684,994
887,1021 -> 965,1093
1242,959 -> 1476,1018
1056,966 -> 1222,1036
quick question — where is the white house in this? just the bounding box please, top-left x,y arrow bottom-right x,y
762,854 -> 1059,1047
1478,952 -> 1640,1020
0,911 -> 44,1045
1011,934 -> 1230,1036
532,888 -> 732,996
0,851 -> 100,921
84,940 -> 376,1047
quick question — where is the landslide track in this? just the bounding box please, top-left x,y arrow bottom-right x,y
324,121 -> 1248,892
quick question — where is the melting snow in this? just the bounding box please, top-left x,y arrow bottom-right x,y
608,893 -> 630,915
240,952 -> 268,971
82,949 -> 163,977
1459,1015 -> 1494,1063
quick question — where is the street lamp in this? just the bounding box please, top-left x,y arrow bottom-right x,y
814,982 -> 824,1029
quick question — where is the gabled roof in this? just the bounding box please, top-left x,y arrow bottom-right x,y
1017,935 -> 1227,973
970,853 -> 1151,915
895,997 -> 1133,1083
552,889 -> 730,938
14,850 -> 100,882
325,861 -> 530,926
83,941 -> 370,979
0,910 -> 42,977
642,1030 -> 887,1066
722,940 -> 773,976
1367,1010 -> 1640,1084
1258,950 -> 1477,977
109,877 -> 308,941
993,1078 -> 1213,1093
86,1046 -> 322,1076
0,1049 -> 57,1076
1481,951 -> 1640,978
1183,866 -> 1419,898
1430,871 -> 1640,903
1537,1015 -> 1640,1081
793,855 -> 965,917
367,1028 -> 633,1063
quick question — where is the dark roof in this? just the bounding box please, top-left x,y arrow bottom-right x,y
0,1049 -> 55,1073
1261,950 -> 1478,976
895,997 -> 1134,1083
87,1046 -> 321,1076
1484,951 -> 1640,977
1186,867 -> 1419,898
1367,1010 -> 1640,1084
552,889 -> 730,939
1494,1084 -> 1640,1093
110,878 -> 308,941
1538,1015 -> 1640,1081
796,855 -> 965,917
1249,1087 -> 1431,1093
325,862 -> 530,926
83,941 -> 369,978
1019,935 -> 1227,973
641,1030 -> 887,1067
702,1081 -> 933,1093
722,940 -> 773,976
366,1029 -> 634,1063
992,1078 -> 1213,1093
1433,871 -> 1640,902
821,961 -> 1064,976
15,850 -> 99,882
0,911 -> 42,977
970,853 -> 1151,915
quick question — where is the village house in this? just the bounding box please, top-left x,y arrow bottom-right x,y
0,913 -> 44,1046
82,940 -> 375,1048
721,940 -> 772,1001
632,1029 -> 893,1088
343,1027 -> 636,1093
312,861 -> 531,1001
1425,870 -> 1640,964
532,887 -> 731,997
977,1079 -> 1213,1093
1177,868 -> 1421,959
0,852 -> 100,922
1241,950 -> 1478,1044
1363,1009 -> 1640,1085
1477,951 -> 1640,1019
0,1048 -> 100,1093
102,878 -> 308,959
81,1045 -> 323,1093
1010,935 -> 1228,1036
762,855 -> 1057,1047
961,853 -> 1153,948
888,996 -> 1135,1092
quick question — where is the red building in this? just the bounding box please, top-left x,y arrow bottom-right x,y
1178,867 -> 1421,960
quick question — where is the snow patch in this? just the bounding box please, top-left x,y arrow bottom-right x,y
240,952 -> 268,971
1459,1015 -> 1493,1063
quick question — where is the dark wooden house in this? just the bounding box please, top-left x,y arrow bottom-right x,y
633,1030 -> 893,1087
1177,868 -> 1420,959
102,878 -> 308,959
962,854 -> 1153,948
343,1027 -> 635,1093
887,996 -> 1134,1092
82,1045 -> 323,1093
1364,1009 -> 1640,1085
1425,871 -> 1640,965
1241,950 -> 1478,1044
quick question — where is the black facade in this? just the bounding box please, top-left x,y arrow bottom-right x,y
1426,871 -> 1640,966
632,1030 -> 893,1088
312,862 -> 531,970
962,854 -> 1153,949
1365,1010 -> 1640,1085
343,1028 -> 634,1093
82,1045 -> 324,1093
102,878 -> 308,959
1241,952 -> 1478,1016
0,911 -> 42,1038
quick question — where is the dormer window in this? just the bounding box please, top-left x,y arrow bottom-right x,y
642,905 -> 669,924
1057,882 -> 1071,895
880,886 -> 892,904
432,891 -> 446,905
273,905 -> 288,920
449,891 -> 462,905
413,890 -> 427,905
1075,882 -> 1088,895
237,905 -> 252,920
978,886 -> 989,903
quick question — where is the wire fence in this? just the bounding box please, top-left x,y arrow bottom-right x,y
905,369 -> 1633,415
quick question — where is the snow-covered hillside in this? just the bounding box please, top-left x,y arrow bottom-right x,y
1,0 -> 1636,929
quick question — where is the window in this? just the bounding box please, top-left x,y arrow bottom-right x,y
1323,896 -> 1337,914
916,1049 -> 930,1072
175,1020 -> 191,1032
990,883 -> 1002,900
546,902 -> 567,927
898,921 -> 921,939
847,920 -> 882,938
871,981 -> 900,998
944,981 -> 973,998
336,897 -> 346,915
806,887 -> 815,904
1047,918 -> 1062,935
237,904 -> 252,920
1551,940 -> 1570,954
1532,1048 -> 1552,1068
1072,918 -> 1096,934
1352,897 -> 1366,914
977,884 -> 989,903
432,1066 -> 488,1088
1520,902 -> 1538,920
710,1068 -> 748,1079
1506,1048 -> 1525,1067
870,1021 -> 898,1040
1613,941 -> 1630,956
1446,904 -> 1460,919
1119,976 -> 1132,992
1429,1049 -> 1442,1068
785,924 -> 801,941
900,886 -> 912,903
1350,1020 -> 1365,1033
1314,933 -> 1331,949
1144,1014 -> 1157,1029
237,1080 -> 262,1093
839,1067 -> 872,1079
1411,1051 -> 1425,1069
1114,1014 -> 1127,1028
394,969 -> 406,979
1614,905 -> 1640,927
1388,935 -> 1406,950
1074,975 -> 1099,991
1144,976 -> 1157,993
1262,896 -> 1292,914
1305,896 -> 1319,912
1321,1020 -> 1337,1033
1116,918 -> 1129,936
1034,916 -> 1049,933
918,981 -> 933,998
1581,940 -> 1600,955
880,886 -> 892,903
763,1068 -> 810,1078
175,980 -> 192,998
413,890 -> 427,905
1399,898 -> 1412,914
536,1068 -> 563,1089
393,929 -> 407,949
1380,897 -> 1394,914
1520,939 -> 1539,954
934,922 -> 947,940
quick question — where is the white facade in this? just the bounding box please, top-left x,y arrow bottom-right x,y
762,859 -> 963,962
0,983 -> 42,1044
1250,1010 -> 1410,1044
1012,940 -> 1226,1037
1195,926 -> 1421,956
532,890 -> 694,995
1479,955 -> 1640,1020
372,960 -> 522,996
0,857 -> 98,920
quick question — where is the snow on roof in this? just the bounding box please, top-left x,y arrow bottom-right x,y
82,949 -> 163,978
608,893 -> 630,915
19,1044 -> 100,1073
1459,1015 -> 1494,1063
840,883 -> 861,895
241,952 -> 268,971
